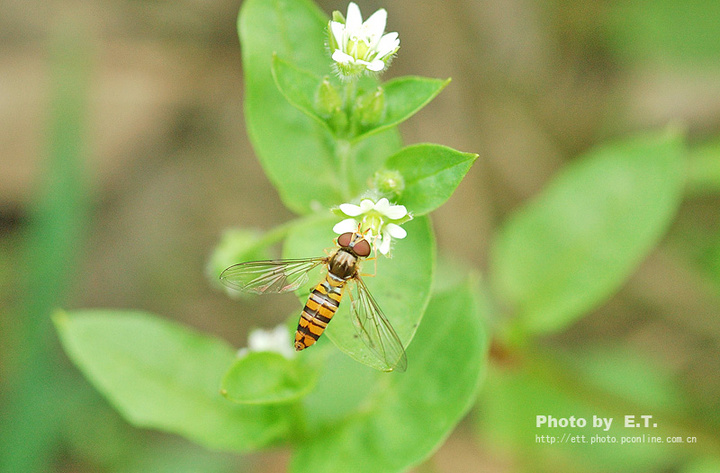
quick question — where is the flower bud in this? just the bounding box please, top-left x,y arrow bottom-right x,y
328,107 -> 349,134
356,87 -> 386,127
372,168 -> 405,196
315,77 -> 343,118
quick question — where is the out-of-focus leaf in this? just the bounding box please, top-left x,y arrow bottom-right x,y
478,350 -> 680,473
490,130 -> 685,334
291,280 -> 488,473
116,439 -> 238,473
54,310 -> 291,452
680,457 -> 720,473
603,0 -> 720,64
559,344 -> 686,412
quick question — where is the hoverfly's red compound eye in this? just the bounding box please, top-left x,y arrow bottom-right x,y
353,238 -> 372,257
337,232 -> 353,248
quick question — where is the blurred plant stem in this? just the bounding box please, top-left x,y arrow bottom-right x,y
0,22 -> 93,473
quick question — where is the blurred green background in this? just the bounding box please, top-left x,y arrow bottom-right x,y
2,0 -> 720,471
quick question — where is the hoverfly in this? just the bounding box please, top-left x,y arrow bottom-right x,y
219,231 -> 407,372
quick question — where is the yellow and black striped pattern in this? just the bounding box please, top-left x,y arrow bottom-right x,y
294,273 -> 345,350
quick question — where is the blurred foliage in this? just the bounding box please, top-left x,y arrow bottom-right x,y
1,0 -> 720,472
603,0 -> 720,64
0,24 -> 93,473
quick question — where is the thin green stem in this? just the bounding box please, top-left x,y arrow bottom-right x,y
343,77 -> 357,117
336,78 -> 359,199
336,139 -> 353,200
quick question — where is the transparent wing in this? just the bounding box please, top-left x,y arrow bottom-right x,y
350,275 -> 408,372
219,258 -> 326,294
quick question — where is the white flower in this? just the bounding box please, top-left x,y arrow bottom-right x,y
329,2 -> 400,77
237,325 -> 295,359
333,197 -> 410,255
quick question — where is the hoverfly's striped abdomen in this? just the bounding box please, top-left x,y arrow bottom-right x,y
295,273 -> 345,350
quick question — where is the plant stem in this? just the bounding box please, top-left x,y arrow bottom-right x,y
336,139 -> 353,200
335,79 -> 361,199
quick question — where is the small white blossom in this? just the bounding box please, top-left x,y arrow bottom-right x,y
237,325 -> 295,359
333,197 -> 410,255
328,2 -> 400,78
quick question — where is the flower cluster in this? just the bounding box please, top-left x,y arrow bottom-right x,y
333,197 -> 410,254
328,2 -> 400,78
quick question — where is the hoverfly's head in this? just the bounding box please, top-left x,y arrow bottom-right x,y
337,231 -> 372,257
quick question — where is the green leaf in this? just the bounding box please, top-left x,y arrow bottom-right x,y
271,55 -> 329,131
54,310 -> 292,452
354,76 -> 451,142
283,214 -> 435,372
490,130 -> 685,335
291,280 -> 488,473
221,351 -> 317,404
239,0 -> 401,212
383,143 -> 478,216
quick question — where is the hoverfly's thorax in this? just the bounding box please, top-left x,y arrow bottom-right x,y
328,249 -> 359,280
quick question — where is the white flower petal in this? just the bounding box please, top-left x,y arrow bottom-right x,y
246,326 -> 294,359
339,202 -> 363,216
330,21 -> 345,47
363,8 -> 388,40
385,223 -> 407,239
365,60 -> 385,71
345,2 -> 362,32
332,50 -> 354,65
384,204 -> 408,220
378,234 -> 392,254
356,59 -> 376,70
373,197 -> 390,212
376,32 -> 399,58
333,218 -> 359,234
359,199 -> 375,212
